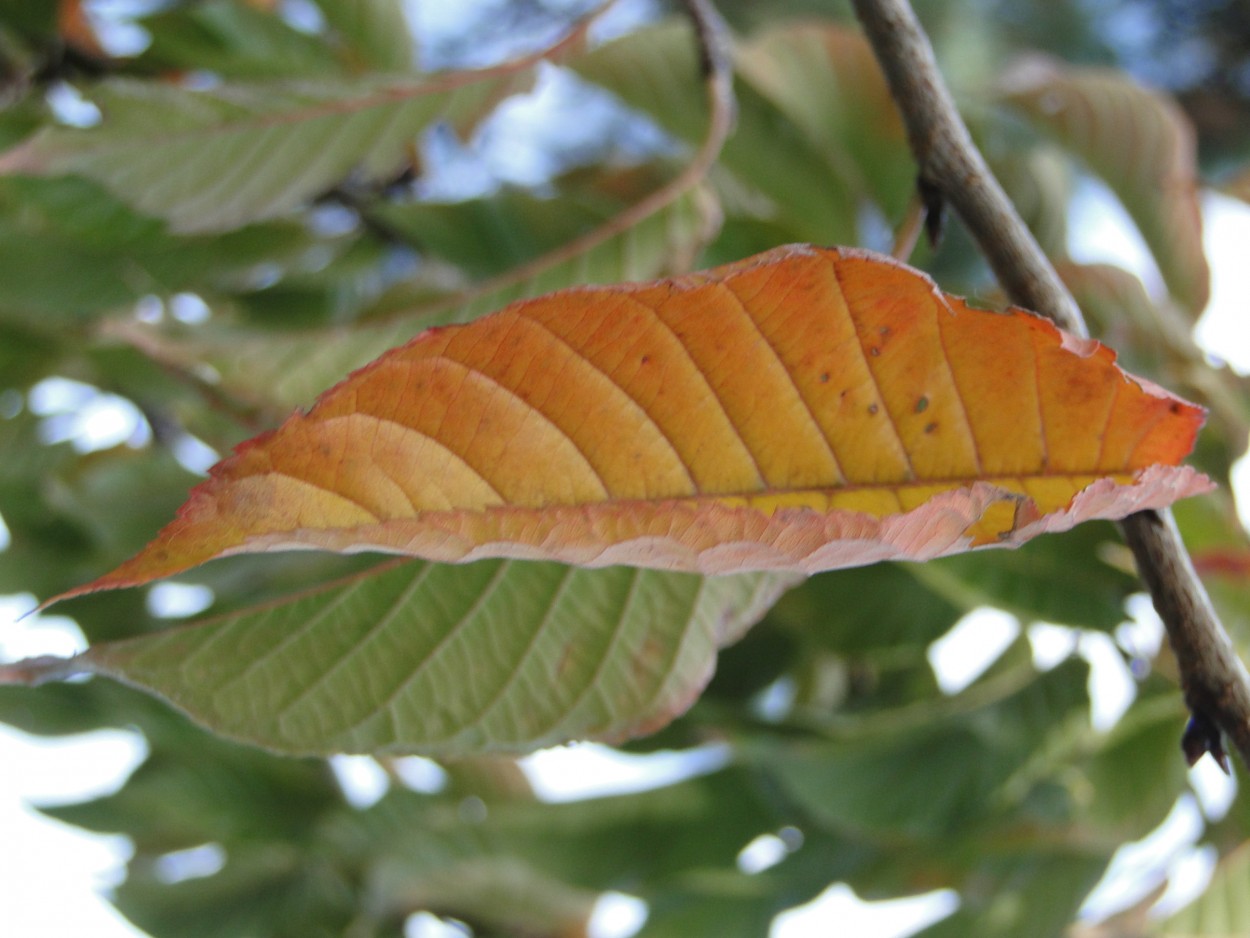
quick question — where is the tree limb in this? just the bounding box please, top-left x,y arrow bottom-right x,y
852,0 -> 1250,772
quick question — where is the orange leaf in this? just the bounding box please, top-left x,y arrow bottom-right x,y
55,245 -> 1210,600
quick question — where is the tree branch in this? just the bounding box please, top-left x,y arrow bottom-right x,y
852,0 -> 1250,772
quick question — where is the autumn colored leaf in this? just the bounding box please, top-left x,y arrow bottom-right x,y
54,244 -> 1210,603
1000,57 -> 1210,315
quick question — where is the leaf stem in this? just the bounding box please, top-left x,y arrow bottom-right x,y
852,0 -> 1250,772
889,191 -> 925,261
0,655 -> 88,686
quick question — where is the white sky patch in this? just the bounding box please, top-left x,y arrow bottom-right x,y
406,912 -> 472,938
145,582 -> 214,619
0,725 -> 149,938
521,742 -> 729,802
171,434 -> 220,475
28,377 -> 149,453
277,0 -> 324,34
738,827 -> 804,875
1068,176 -> 1163,294
1028,622 -> 1080,671
390,755 -> 449,794
1080,632 -> 1138,731
169,293 -> 211,325
1188,756 -> 1238,822
589,892 -> 648,938
739,833 -> 790,875
329,756 -> 391,809
152,842 -> 226,885
0,594 -> 86,660
927,608 -> 1020,694
83,1 -> 157,56
1029,623 -> 1137,731
1195,192 -> 1250,373
1080,794 -> 1209,921
1232,454 -> 1250,533
1117,594 -> 1167,667
45,83 -> 102,128
773,884 -> 959,938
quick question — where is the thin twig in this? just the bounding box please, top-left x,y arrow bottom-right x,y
889,191 -> 925,261
852,0 -> 1250,772
98,319 -> 277,432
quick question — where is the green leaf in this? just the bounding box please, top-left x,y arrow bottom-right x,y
313,0 -> 417,73
0,69 -> 525,232
46,727 -> 340,851
736,21 -> 915,220
916,522 -> 1139,630
1056,261 -> 1192,376
569,20 -> 860,243
1000,57 -> 1210,315
757,658 -> 1092,840
136,0 -> 344,79
638,882 -> 784,938
114,846 -> 358,938
988,144 -> 1072,259
1079,683 -> 1190,841
370,184 -> 634,279
0,175 -> 320,317
80,561 -> 793,755
116,188 -> 715,411
910,852 -> 1107,938
768,562 -> 962,656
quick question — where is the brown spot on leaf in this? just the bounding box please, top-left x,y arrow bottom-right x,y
554,642 -> 576,681
632,635 -> 667,681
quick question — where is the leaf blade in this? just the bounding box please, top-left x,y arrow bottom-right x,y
0,70 -> 524,232
81,560 -> 792,754
1001,57 -> 1210,314
57,244 -> 1210,599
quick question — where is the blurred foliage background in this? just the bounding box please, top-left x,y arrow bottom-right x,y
2,1 -> 1250,936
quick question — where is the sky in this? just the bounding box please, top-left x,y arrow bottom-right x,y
3,2 -> 1250,937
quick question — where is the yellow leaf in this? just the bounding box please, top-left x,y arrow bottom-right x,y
54,245 -> 1210,600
